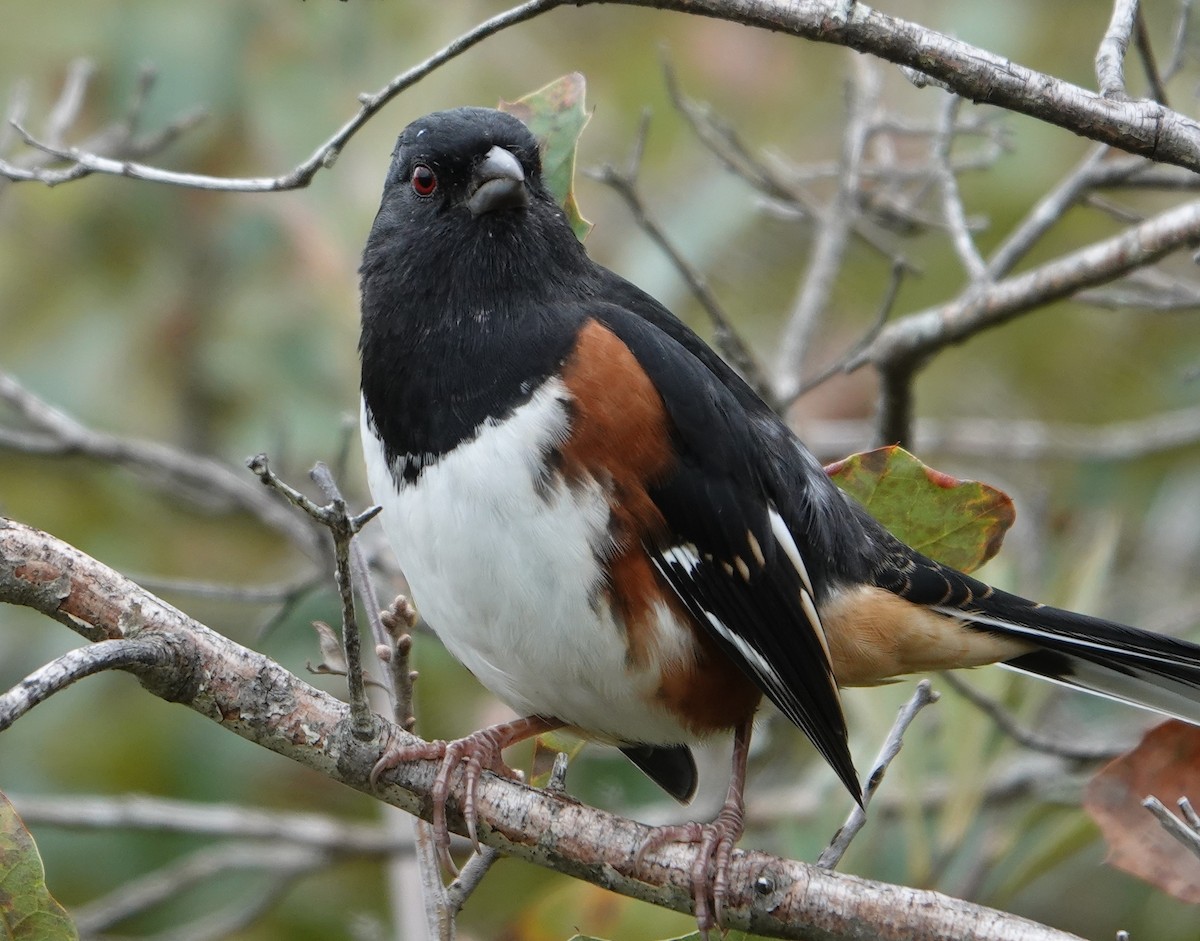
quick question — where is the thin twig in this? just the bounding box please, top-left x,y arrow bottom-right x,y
788,257 -> 906,403
0,639 -> 168,731
42,59 -> 95,148
1163,0 -> 1196,80
247,455 -> 379,732
1096,0 -> 1140,99
932,94 -> 988,283
586,118 -> 774,408
0,0 -> 565,191
985,144 -> 1112,280
0,372 -> 324,560
940,673 -> 1121,762
775,53 -> 879,402
73,843 -> 326,940
1133,5 -> 1169,105
1143,795 -> 1200,860
817,680 -> 939,869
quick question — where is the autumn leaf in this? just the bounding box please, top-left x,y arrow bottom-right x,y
1084,719 -> 1200,903
0,791 -> 79,941
825,445 -> 1015,574
500,72 -> 593,240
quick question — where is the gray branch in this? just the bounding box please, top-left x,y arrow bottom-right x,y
0,518 -> 1086,941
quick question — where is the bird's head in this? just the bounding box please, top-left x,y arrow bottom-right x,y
382,107 -> 544,220
361,107 -> 588,312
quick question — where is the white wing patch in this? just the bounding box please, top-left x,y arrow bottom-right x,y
769,506 -> 815,596
767,506 -> 833,666
702,610 -> 787,696
661,543 -> 702,573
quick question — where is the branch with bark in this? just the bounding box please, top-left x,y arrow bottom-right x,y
0,517 -> 1085,941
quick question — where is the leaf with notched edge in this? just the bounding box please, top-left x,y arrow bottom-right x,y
501,72 -> 593,241
0,791 -> 78,941
1084,719 -> 1200,904
824,445 -> 1014,574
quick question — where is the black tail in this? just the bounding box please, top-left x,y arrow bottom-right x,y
943,595 -> 1200,725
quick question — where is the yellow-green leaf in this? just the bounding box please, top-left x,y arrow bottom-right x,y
825,445 -> 1014,573
500,72 -> 592,240
0,791 -> 78,941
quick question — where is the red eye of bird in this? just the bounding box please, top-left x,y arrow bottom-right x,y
411,164 -> 438,197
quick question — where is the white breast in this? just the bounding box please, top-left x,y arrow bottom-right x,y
360,378 -> 696,745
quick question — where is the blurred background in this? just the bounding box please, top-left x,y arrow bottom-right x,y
2,1 -> 1200,938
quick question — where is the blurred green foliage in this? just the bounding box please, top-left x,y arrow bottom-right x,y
2,2 -> 1200,939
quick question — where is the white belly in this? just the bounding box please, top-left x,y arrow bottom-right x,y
360,379 -> 695,745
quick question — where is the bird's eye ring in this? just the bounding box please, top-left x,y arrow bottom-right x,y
411,164 -> 438,197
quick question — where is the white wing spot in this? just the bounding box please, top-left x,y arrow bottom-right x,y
769,507 -> 815,595
703,611 -> 785,694
662,543 -> 701,573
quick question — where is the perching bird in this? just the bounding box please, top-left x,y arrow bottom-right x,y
359,106 -> 1200,932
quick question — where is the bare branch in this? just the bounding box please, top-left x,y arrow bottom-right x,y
775,54 -> 879,401
1096,0 -> 1140,99
1132,6 -> 1169,105
940,674 -> 1122,763
0,372 -> 324,560
802,402 -> 1200,463
72,843 -> 327,937
0,639 -> 168,730
817,680 -> 939,869
932,94 -> 988,282
1143,795 -> 1200,861
10,793 -> 412,854
850,197 -> 1200,373
587,119 -> 775,408
247,455 -> 378,732
0,0 -> 565,191
0,519 -> 1088,941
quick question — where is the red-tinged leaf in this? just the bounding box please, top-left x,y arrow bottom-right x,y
500,73 -> 592,241
1084,719 -> 1200,903
0,791 -> 78,941
825,445 -> 1014,573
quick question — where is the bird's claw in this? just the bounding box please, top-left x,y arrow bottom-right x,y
636,800 -> 745,937
370,723 -> 528,874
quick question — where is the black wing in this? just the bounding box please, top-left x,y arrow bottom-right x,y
593,300 -> 862,802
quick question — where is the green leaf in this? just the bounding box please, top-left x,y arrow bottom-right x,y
0,791 -> 79,941
500,73 -> 593,241
825,445 -> 1014,573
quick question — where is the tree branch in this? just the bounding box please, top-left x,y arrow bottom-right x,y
817,680 -> 939,869
849,197 -> 1200,373
0,372 -> 325,560
7,0 -> 1200,197
597,0 -> 1200,172
0,518 -> 1085,941
799,404 -> 1200,463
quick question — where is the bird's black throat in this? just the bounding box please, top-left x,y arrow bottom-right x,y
359,200 -> 591,480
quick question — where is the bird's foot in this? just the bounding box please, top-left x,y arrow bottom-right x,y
636,796 -> 745,937
370,715 -> 560,873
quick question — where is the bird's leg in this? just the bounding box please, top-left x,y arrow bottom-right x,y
636,719 -> 752,936
371,714 -> 563,873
